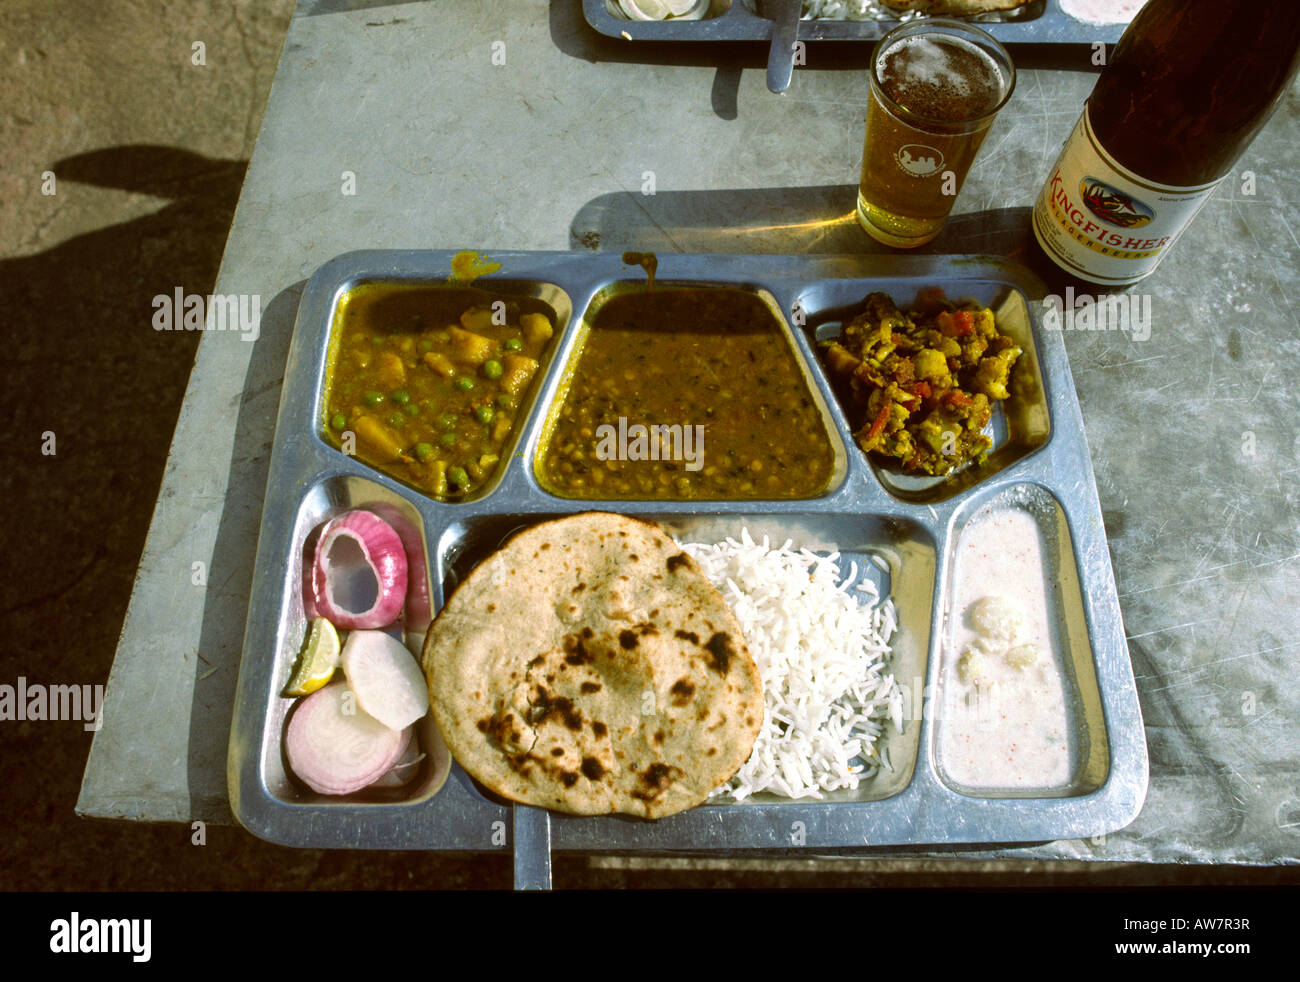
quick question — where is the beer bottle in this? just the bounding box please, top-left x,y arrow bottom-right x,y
1032,0 -> 1300,286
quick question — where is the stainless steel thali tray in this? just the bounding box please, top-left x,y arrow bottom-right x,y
584,0 -> 1135,44
228,249 -> 1147,872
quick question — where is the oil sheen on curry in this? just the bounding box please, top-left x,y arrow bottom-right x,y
322,283 -> 554,499
538,285 -> 834,500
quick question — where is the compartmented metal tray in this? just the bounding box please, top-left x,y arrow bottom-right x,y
584,0 -> 1134,44
227,249 -> 1147,871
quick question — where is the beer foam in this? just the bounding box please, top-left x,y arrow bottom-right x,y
876,34 -> 1005,121
882,37 -> 972,96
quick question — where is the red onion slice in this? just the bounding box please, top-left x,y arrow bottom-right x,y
300,521 -> 325,620
367,502 -> 433,633
284,681 -> 408,795
311,509 -> 408,630
370,737 -> 424,788
301,537 -> 320,621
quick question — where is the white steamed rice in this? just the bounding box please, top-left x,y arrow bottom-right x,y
801,1 -> 918,22
679,529 -> 904,801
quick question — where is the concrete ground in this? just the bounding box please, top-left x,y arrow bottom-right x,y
0,0 -> 1293,891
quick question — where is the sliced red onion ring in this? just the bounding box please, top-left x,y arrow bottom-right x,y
301,532 -> 320,621
370,739 -> 425,788
311,509 -> 408,630
366,502 -> 433,633
284,681 -> 409,795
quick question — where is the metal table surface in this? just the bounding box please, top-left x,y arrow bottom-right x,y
77,0 -> 1300,867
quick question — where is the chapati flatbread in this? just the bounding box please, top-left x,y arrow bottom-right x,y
422,512 -> 764,819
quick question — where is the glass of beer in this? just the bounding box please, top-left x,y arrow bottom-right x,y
857,19 -> 1015,248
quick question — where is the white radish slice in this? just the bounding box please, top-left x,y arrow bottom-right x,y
341,629 -> 431,730
285,681 -> 407,795
311,509 -> 408,630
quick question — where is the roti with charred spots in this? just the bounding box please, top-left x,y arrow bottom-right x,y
422,512 -> 764,819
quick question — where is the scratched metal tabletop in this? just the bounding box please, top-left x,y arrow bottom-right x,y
77,0 -> 1300,865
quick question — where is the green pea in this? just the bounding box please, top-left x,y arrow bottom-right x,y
363,391 -> 385,407
455,377 -> 476,391
418,339 -> 433,353
437,412 -> 458,430
392,390 -> 410,406
439,432 -> 458,449
387,412 -> 406,427
369,336 -> 385,347
405,402 -> 419,417
483,359 -> 503,380
504,337 -> 523,352
475,404 -> 496,425
448,466 -> 469,487
330,413 -> 346,431
499,393 -> 518,411
415,442 -> 433,461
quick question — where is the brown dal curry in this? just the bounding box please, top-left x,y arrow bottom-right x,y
538,286 -> 834,500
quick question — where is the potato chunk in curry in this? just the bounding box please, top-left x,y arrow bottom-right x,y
820,292 -> 1020,476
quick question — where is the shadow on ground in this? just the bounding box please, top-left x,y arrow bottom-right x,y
0,144 -> 506,889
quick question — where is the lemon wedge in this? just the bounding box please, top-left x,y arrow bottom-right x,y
284,617 -> 342,697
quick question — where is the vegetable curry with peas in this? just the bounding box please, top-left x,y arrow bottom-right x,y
323,284 -> 554,498
538,286 -> 835,500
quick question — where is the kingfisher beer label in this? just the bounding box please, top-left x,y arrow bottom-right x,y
1033,104 -> 1223,285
